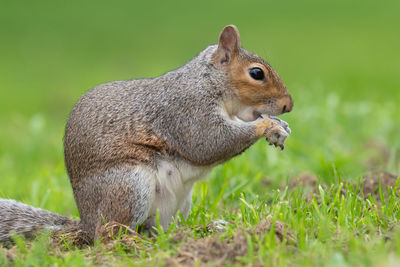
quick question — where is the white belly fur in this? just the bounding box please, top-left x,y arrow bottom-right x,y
148,158 -> 211,230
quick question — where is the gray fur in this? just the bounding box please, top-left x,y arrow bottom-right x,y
72,165 -> 155,238
148,45 -> 259,164
0,199 -> 76,243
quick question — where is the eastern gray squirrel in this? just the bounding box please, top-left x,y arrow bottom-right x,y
0,25 -> 293,243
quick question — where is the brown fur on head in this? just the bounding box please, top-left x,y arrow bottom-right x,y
213,25 -> 293,121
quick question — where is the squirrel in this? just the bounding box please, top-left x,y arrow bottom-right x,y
0,25 -> 293,244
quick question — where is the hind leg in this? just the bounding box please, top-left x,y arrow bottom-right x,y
74,165 -> 155,240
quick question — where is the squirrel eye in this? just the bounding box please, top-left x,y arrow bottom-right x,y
249,67 -> 265,80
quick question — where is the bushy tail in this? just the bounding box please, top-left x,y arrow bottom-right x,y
0,199 -> 78,243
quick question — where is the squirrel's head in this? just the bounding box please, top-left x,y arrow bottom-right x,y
212,25 -> 293,122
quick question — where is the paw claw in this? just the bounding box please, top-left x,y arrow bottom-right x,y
265,124 -> 288,150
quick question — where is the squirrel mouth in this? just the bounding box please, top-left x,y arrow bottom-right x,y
234,106 -> 272,122
252,110 -> 263,120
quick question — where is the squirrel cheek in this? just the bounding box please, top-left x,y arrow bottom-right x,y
236,107 -> 256,122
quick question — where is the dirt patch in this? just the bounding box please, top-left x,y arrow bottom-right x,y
170,228 -> 192,244
289,172 -> 319,201
253,218 -> 295,243
96,222 -> 145,252
51,220 -> 294,266
166,218 -> 295,266
290,172 -> 318,189
53,222 -> 150,266
289,170 -> 399,201
361,139 -> 400,199
362,171 -> 399,199
52,221 -> 147,251
0,246 -> 17,263
52,223 -> 91,248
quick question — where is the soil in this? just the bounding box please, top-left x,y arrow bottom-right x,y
362,171 -> 399,199
166,218 -> 295,266
289,172 -> 319,201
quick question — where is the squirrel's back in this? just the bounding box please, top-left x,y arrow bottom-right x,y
64,45 -> 226,187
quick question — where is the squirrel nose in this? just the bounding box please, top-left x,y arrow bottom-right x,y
281,96 -> 294,114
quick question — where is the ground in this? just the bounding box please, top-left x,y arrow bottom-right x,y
0,0 -> 400,266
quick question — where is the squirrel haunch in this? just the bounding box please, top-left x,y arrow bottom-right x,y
0,25 -> 293,243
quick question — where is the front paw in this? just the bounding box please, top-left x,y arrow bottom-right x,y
264,123 -> 289,150
269,116 -> 291,134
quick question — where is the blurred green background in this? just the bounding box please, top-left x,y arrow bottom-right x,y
0,0 -> 399,216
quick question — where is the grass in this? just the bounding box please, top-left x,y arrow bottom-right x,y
1,0 -> 400,266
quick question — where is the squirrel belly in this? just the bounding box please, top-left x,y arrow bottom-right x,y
0,25 -> 293,244
143,158 -> 212,231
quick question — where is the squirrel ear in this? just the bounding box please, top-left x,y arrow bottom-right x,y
215,25 -> 241,65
